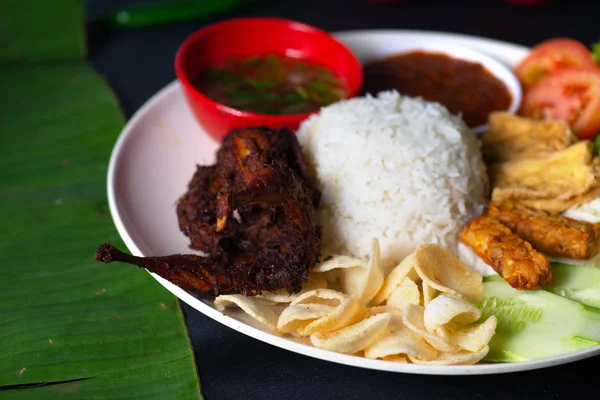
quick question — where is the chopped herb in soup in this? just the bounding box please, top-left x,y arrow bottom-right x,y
194,54 -> 348,115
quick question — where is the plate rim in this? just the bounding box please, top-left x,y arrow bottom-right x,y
106,29 -> 600,375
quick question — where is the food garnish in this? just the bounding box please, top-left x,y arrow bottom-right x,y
487,201 -> 600,260
193,54 -> 348,115
479,276 -> 600,362
460,216 -> 552,290
519,67 -> 600,140
516,38 -> 600,140
362,51 -> 512,128
545,263 -> 600,308
514,38 -> 597,88
97,127 -> 322,295
481,112 -> 576,163
593,41 -> 600,63
215,241 -> 496,365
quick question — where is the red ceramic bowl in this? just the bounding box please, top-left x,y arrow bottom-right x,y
175,17 -> 363,142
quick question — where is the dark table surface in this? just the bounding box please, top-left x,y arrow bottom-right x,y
87,0 -> 599,398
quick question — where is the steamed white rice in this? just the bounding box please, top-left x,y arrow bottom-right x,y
297,90 -> 489,269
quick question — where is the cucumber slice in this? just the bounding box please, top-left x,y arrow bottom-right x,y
545,263 -> 600,308
479,277 -> 600,362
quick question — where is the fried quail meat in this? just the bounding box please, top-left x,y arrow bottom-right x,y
96,127 -> 322,296
460,215 -> 552,290
177,127 -> 321,253
486,201 -> 600,260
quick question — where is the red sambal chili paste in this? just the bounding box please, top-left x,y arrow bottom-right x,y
362,51 -> 513,127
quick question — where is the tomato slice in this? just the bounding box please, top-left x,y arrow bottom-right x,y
520,67 -> 600,140
515,38 -> 597,87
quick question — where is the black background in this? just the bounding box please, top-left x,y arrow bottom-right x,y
86,1 -> 599,399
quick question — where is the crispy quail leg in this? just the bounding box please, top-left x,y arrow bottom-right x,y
487,201 -> 600,260
460,216 -> 552,290
96,160 -> 320,296
95,242 -> 234,294
97,126 -> 322,296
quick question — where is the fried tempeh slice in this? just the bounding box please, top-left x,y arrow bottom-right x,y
490,141 -> 596,202
460,216 -> 552,290
487,201 -> 600,260
481,112 -> 576,163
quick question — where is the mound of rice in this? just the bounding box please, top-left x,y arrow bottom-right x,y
297,90 -> 489,268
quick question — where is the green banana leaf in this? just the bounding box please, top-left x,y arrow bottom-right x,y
0,1 -> 201,398
0,0 -> 85,63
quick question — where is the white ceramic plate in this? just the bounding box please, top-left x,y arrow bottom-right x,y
107,30 -> 600,375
